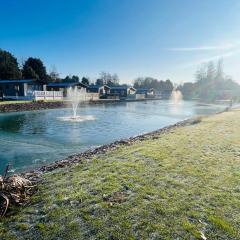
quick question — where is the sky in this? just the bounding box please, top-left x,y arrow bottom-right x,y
0,0 -> 240,84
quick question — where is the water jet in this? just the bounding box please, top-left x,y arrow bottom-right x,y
58,87 -> 95,122
170,89 -> 183,104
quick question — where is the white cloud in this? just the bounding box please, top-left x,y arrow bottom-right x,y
181,48 -> 240,69
165,43 -> 239,52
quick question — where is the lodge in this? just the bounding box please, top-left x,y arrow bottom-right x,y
0,80 -> 46,100
47,82 -> 88,97
135,88 -> 155,99
0,79 -> 157,102
87,85 -> 111,97
108,86 -> 136,99
87,85 -> 136,100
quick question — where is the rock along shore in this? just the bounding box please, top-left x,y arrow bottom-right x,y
0,101 -> 67,113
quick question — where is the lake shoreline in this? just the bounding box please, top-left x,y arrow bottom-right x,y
2,108 -> 240,239
20,116 -> 204,182
0,98 -> 221,114
1,101 -> 227,181
1,109 -> 206,220
0,98 -> 163,113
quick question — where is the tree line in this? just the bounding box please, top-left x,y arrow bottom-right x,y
2,48 -> 238,102
0,49 -> 175,89
133,77 -> 174,93
0,49 -> 122,86
178,60 -> 240,102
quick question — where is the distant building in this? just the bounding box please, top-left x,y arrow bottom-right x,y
136,88 -> 155,99
47,82 -> 88,97
87,85 -> 136,100
154,90 -> 172,99
108,86 -> 136,99
0,80 -> 46,100
147,88 -> 155,98
87,85 -> 111,96
86,85 -> 111,100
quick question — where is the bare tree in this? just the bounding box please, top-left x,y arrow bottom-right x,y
195,66 -> 206,83
206,61 -> 215,81
215,59 -> 224,81
112,73 -> 119,85
99,72 -> 119,86
49,65 -> 59,82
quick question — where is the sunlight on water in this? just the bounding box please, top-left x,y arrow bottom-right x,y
57,115 -> 95,122
170,90 -> 183,104
169,90 -> 183,114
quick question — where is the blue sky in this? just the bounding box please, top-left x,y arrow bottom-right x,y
0,0 -> 240,84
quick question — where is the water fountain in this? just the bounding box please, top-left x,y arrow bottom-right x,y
170,89 -> 183,104
58,87 -> 95,122
169,89 -> 183,115
67,87 -> 86,118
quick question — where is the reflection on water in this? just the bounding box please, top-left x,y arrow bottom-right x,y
169,102 -> 183,115
0,100 -> 225,173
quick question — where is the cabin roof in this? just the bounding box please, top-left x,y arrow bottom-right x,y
87,85 -> 100,89
87,84 -> 111,89
110,86 -> 126,90
110,86 -> 136,90
88,84 -> 103,89
128,87 -> 136,91
136,88 -> 154,93
136,88 -> 149,94
47,82 -> 88,88
0,79 -> 41,84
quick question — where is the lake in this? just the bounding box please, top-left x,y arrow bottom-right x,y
0,100 -> 225,173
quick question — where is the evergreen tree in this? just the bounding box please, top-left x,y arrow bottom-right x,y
0,49 -> 21,80
81,77 -> 89,85
22,57 -> 47,82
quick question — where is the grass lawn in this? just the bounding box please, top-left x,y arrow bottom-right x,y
1,109 -> 240,239
0,100 -> 31,105
0,100 -> 65,105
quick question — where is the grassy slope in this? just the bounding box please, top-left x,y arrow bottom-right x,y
1,110 -> 240,240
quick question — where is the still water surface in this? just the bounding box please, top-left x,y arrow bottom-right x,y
0,101 -> 225,173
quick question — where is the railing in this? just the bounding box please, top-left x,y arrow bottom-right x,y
85,93 -> 99,101
32,91 -> 63,101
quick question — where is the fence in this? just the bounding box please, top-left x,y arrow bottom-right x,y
136,94 -> 145,100
85,93 -> 99,101
32,91 -> 63,101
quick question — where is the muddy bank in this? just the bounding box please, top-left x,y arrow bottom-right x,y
0,98 -> 160,113
0,101 -> 67,113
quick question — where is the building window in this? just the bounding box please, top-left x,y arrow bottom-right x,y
15,84 -> 20,91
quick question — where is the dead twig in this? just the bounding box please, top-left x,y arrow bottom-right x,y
3,164 -> 10,180
0,165 -> 36,217
0,193 -> 9,217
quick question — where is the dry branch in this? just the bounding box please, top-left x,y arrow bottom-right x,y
0,165 -> 36,217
